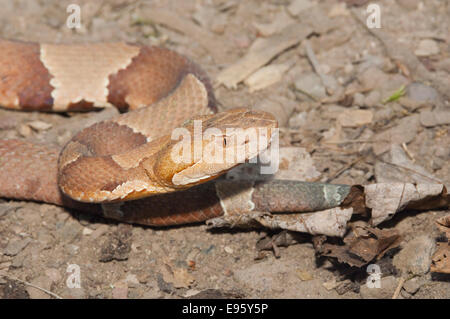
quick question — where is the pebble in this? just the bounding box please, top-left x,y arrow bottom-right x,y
414,39 -> 440,57
4,238 -> 32,256
393,235 -> 435,275
224,246 -> 234,254
61,287 -> 86,299
45,268 -> 62,283
112,281 -> 128,299
125,274 -> 140,287
359,276 -> 398,299
287,0 -> 314,16
396,0 -> 421,10
294,73 -> 327,100
65,244 -> 80,255
353,92 -> 365,106
82,227 -> 94,236
403,276 -> 425,295
18,124 -> 32,137
364,91 -> 381,107
288,112 -> 307,129
27,121 -> 52,131
406,82 -> 439,103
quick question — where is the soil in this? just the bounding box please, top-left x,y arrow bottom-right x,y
0,0 -> 449,299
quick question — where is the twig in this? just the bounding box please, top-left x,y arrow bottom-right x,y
325,156 -> 363,183
392,277 -> 406,299
304,40 -> 333,94
401,142 -> 415,162
0,274 -> 63,299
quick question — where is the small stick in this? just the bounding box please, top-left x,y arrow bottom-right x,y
0,274 -> 63,299
392,277 -> 406,299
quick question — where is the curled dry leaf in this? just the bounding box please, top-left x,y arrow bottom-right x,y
365,183 -> 448,226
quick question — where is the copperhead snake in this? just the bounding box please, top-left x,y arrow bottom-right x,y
0,39 -> 278,226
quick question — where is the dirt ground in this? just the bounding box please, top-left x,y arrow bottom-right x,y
0,0 -> 449,299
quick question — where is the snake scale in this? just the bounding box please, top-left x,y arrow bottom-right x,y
0,39 -> 278,226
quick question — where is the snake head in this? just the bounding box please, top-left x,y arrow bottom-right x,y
152,108 -> 278,188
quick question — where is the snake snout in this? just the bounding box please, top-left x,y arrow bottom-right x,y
153,108 -> 278,188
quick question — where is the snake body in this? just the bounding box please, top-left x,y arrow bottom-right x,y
0,39 -> 277,226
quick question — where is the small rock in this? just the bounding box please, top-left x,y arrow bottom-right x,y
112,281 -> 128,299
396,0 -> 420,11
125,274 -> 140,287
45,268 -> 62,283
4,238 -> 32,256
18,124 -> 32,137
403,276 -> 425,295
294,73 -> 327,100
89,225 -> 109,240
245,63 -> 292,92
287,0 -> 315,16
364,91 -> 381,107
393,235 -> 436,275
61,287 -> 86,299
400,289 -> 411,299
337,109 -> 373,127
288,112 -> 307,129
328,3 -> 349,17
322,279 -> 338,290
360,276 -> 398,299
353,92 -> 365,106
11,253 -> 26,268
58,221 -> 82,243
82,227 -> 94,236
27,121 -> 52,131
420,110 -> 450,127
406,82 -> 439,103
224,246 -> 234,254
296,270 -> 313,281
414,39 -> 440,57
65,244 -> 79,255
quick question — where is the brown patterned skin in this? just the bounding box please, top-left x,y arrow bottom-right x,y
0,39 -> 278,226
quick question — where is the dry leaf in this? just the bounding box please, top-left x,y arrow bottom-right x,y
320,224 -> 401,267
365,183 -> 446,226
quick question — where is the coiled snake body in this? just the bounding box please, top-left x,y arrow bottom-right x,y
0,39 -> 277,226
